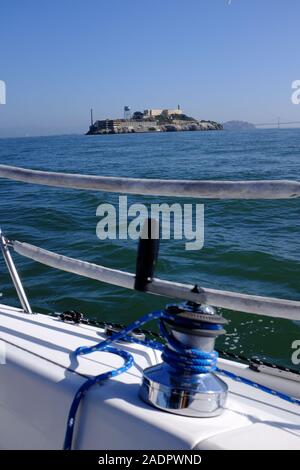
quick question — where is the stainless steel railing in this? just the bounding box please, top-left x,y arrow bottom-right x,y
0,231 -> 32,313
8,239 -> 300,322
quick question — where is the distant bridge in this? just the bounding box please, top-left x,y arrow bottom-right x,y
255,118 -> 300,128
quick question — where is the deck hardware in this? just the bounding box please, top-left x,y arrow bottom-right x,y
104,324 -> 146,342
134,218 -> 159,292
140,301 -> 228,417
60,310 -> 83,324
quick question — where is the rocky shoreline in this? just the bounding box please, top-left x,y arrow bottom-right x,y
87,120 -> 223,135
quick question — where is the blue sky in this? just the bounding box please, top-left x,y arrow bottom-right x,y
1,0 -> 300,136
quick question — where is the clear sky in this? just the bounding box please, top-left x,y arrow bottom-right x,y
1,0 -> 300,137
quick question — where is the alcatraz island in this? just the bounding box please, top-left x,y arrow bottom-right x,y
86,106 -> 223,135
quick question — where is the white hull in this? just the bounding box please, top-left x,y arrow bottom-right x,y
0,304 -> 299,450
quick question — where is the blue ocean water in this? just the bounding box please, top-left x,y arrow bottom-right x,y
0,129 -> 299,368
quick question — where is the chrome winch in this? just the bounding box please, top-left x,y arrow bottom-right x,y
139,301 -> 228,417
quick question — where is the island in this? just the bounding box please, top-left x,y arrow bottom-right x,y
86,107 -> 223,135
222,120 -> 256,130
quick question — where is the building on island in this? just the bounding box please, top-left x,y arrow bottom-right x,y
143,106 -> 183,118
143,109 -> 163,118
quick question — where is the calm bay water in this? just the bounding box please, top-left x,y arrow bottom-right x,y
0,129 -> 299,368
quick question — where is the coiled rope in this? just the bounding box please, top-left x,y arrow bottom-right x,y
63,309 -> 300,450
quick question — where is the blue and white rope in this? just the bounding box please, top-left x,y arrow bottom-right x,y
63,309 -> 300,450
217,369 -> 300,406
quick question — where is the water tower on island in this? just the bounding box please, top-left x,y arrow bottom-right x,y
124,106 -> 131,120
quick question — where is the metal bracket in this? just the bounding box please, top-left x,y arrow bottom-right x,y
0,229 -> 32,314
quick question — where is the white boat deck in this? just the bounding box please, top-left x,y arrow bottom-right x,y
0,304 -> 299,450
